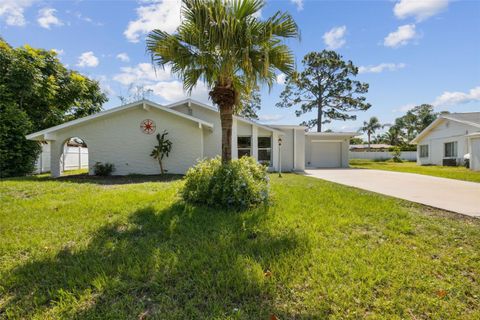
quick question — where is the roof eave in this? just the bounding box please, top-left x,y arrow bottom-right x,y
26,100 -> 213,141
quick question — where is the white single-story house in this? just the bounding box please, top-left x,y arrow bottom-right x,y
26,99 -> 357,177
411,112 -> 480,171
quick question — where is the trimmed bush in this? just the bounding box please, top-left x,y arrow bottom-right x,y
181,156 -> 269,210
93,162 -> 115,176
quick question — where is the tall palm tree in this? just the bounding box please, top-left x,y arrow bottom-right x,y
146,0 -> 298,162
360,116 -> 382,149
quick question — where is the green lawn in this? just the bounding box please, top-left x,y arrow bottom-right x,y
350,159 -> 480,183
1,174 -> 479,319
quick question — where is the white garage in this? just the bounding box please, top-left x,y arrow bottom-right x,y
305,132 -> 355,168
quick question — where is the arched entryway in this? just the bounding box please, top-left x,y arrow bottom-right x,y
58,137 -> 89,176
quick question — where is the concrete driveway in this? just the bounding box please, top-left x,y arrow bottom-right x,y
304,168 -> 480,217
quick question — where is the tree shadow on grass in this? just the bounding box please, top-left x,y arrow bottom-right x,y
1,203 -> 310,319
3,173 -> 184,185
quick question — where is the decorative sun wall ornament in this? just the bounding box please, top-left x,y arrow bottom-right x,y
140,119 -> 156,134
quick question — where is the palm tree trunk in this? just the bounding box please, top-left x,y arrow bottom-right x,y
209,84 -> 236,163
159,160 -> 164,174
368,133 -> 371,150
219,105 -> 233,162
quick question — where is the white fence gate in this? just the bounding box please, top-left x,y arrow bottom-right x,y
349,151 -> 417,161
35,143 -> 89,173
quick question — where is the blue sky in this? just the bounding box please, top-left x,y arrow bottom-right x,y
1,0 -> 479,132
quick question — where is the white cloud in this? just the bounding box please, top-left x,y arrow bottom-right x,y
384,24 -> 417,48
433,86 -> 480,107
323,25 -> 347,50
113,62 -> 209,103
358,63 -> 406,74
276,73 -> 286,85
113,63 -> 171,86
394,0 -> 449,22
37,7 -> 63,29
124,0 -> 182,43
93,75 -> 115,96
74,12 -> 103,26
258,114 -> 284,122
77,51 -> 99,68
392,103 -> 416,113
290,0 -> 303,11
145,80 -> 209,103
0,0 -> 37,26
116,53 -> 130,62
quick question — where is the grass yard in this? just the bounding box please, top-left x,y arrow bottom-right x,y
1,173 -> 479,319
350,159 -> 480,183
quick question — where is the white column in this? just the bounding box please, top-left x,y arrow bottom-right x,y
272,132 -> 279,170
62,145 -> 66,172
231,118 -> 238,159
50,140 -> 62,178
342,139 -> 349,168
252,126 -> 258,161
199,125 -> 204,159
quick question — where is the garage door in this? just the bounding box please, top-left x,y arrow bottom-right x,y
309,141 -> 341,168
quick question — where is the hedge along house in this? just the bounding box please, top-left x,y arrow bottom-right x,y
26,99 -> 357,177
411,112 -> 480,171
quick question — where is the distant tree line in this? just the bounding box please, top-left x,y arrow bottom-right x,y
355,104 -> 439,149
0,38 -> 107,178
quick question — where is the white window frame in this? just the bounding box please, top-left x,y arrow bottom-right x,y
419,145 -> 429,158
237,136 -> 252,158
444,141 -> 458,158
257,136 -> 272,164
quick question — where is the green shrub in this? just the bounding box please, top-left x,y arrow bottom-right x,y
181,156 -> 269,210
391,146 -> 403,162
93,162 -> 115,176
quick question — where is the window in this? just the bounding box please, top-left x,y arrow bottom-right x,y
237,136 -> 251,158
258,136 -> 272,164
444,141 -> 457,158
419,145 -> 429,158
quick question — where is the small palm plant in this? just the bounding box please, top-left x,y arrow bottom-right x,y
150,130 -> 172,174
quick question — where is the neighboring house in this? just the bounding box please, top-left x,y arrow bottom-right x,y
411,112 -> 480,171
26,99 -> 356,177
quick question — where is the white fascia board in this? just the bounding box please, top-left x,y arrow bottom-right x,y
306,132 -> 358,137
466,132 -> 480,138
169,99 -> 287,135
410,118 -> 444,144
234,116 -> 285,135
145,100 -> 214,129
311,139 -> 344,143
26,99 -> 213,141
26,100 -> 146,140
270,125 -> 308,130
166,98 -> 218,113
441,115 -> 480,129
